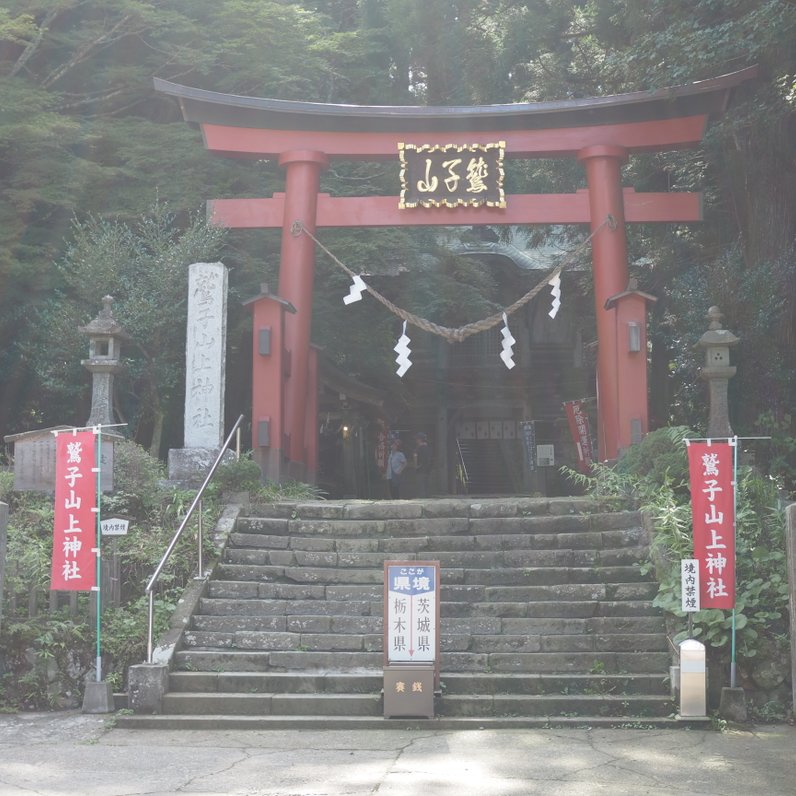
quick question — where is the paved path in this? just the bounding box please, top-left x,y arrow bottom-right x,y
0,711 -> 794,795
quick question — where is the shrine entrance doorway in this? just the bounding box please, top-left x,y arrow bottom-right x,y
156,68 -> 756,485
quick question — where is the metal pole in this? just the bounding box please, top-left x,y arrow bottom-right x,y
197,498 -> 203,578
147,590 -> 154,664
94,425 -> 102,683
0,502 -> 8,637
730,435 -> 738,688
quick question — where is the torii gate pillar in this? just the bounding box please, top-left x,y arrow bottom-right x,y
578,145 -> 629,461
277,150 -> 328,480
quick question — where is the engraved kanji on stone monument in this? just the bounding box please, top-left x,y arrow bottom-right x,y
184,263 -> 228,449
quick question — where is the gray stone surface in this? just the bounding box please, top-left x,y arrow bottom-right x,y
184,262 -> 228,449
128,664 -> 170,713
81,681 -> 114,714
1,713 -> 795,796
167,446 -> 233,486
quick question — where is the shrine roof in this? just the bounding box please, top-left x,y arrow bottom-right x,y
154,68 -> 758,134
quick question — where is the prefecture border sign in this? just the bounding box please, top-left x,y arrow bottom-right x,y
384,561 -> 441,667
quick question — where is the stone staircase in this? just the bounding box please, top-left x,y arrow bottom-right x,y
119,497 -> 679,729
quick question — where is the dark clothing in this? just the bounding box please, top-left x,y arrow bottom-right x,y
414,441 -> 431,498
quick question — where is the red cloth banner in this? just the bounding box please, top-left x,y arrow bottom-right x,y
51,431 -> 97,591
564,400 -> 594,474
687,441 -> 735,609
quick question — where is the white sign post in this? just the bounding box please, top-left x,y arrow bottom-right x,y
681,558 -> 701,612
100,518 -> 129,536
383,561 -> 440,718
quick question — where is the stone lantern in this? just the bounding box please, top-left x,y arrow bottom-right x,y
79,295 -> 127,427
696,305 -> 739,438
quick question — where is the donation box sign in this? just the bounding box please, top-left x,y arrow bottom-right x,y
384,561 -> 440,664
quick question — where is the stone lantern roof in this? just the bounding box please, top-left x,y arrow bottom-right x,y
78,295 -> 128,339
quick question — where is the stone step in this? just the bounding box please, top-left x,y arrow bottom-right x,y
214,562 -> 652,587
199,586 -> 657,618
158,690 -> 672,718
174,648 -> 670,674
168,671 -> 668,697
472,600 -> 663,618
115,713 -> 698,731
162,692 -> 381,716
435,693 -> 672,718
192,601 -> 662,633
129,499 -> 674,729
242,497 -> 602,522
183,628 -> 667,654
203,582 -> 662,616
234,512 -> 640,539
230,528 -> 648,553
191,614 -> 664,636
223,547 -> 647,569
169,671 -> 383,694
440,672 -> 668,696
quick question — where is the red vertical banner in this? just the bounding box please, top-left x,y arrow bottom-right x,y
51,431 -> 97,591
564,400 -> 594,474
687,441 -> 735,609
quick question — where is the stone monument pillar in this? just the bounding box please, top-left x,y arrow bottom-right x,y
80,296 -> 127,427
696,306 -> 739,438
168,262 -> 229,483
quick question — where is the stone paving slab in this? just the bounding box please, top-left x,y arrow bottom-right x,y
3,711 -> 793,796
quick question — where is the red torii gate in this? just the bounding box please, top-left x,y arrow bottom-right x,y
156,68 -> 756,481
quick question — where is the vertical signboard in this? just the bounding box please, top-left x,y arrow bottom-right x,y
384,561 -> 440,667
687,440 -> 735,609
51,431 -> 97,591
564,400 -> 594,473
520,421 -> 536,472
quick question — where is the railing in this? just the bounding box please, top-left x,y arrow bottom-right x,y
145,414 -> 244,663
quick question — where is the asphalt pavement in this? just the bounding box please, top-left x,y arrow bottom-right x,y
0,710 -> 794,795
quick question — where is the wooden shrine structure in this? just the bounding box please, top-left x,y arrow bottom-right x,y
156,67 -> 757,482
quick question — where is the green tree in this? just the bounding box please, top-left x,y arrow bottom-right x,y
23,202 -> 225,455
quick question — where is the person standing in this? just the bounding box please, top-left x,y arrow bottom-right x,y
413,432 -> 432,498
385,438 -> 407,499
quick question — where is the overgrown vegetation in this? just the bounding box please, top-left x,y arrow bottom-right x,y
0,441 -> 216,709
564,427 -> 792,716
0,441 -> 325,710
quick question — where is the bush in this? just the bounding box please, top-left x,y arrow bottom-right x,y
564,430 -> 790,686
215,453 -> 263,493
0,440 -> 222,709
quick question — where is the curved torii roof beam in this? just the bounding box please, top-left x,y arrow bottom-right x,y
154,67 -> 758,160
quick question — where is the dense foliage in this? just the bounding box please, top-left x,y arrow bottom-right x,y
0,1 -> 794,482
565,426 -> 791,715
0,443 -> 325,709
0,441 -> 216,707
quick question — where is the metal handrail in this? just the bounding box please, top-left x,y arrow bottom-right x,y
145,414 -> 244,662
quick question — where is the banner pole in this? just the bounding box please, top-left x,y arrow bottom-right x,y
94,425 -> 102,683
730,435 -> 738,688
